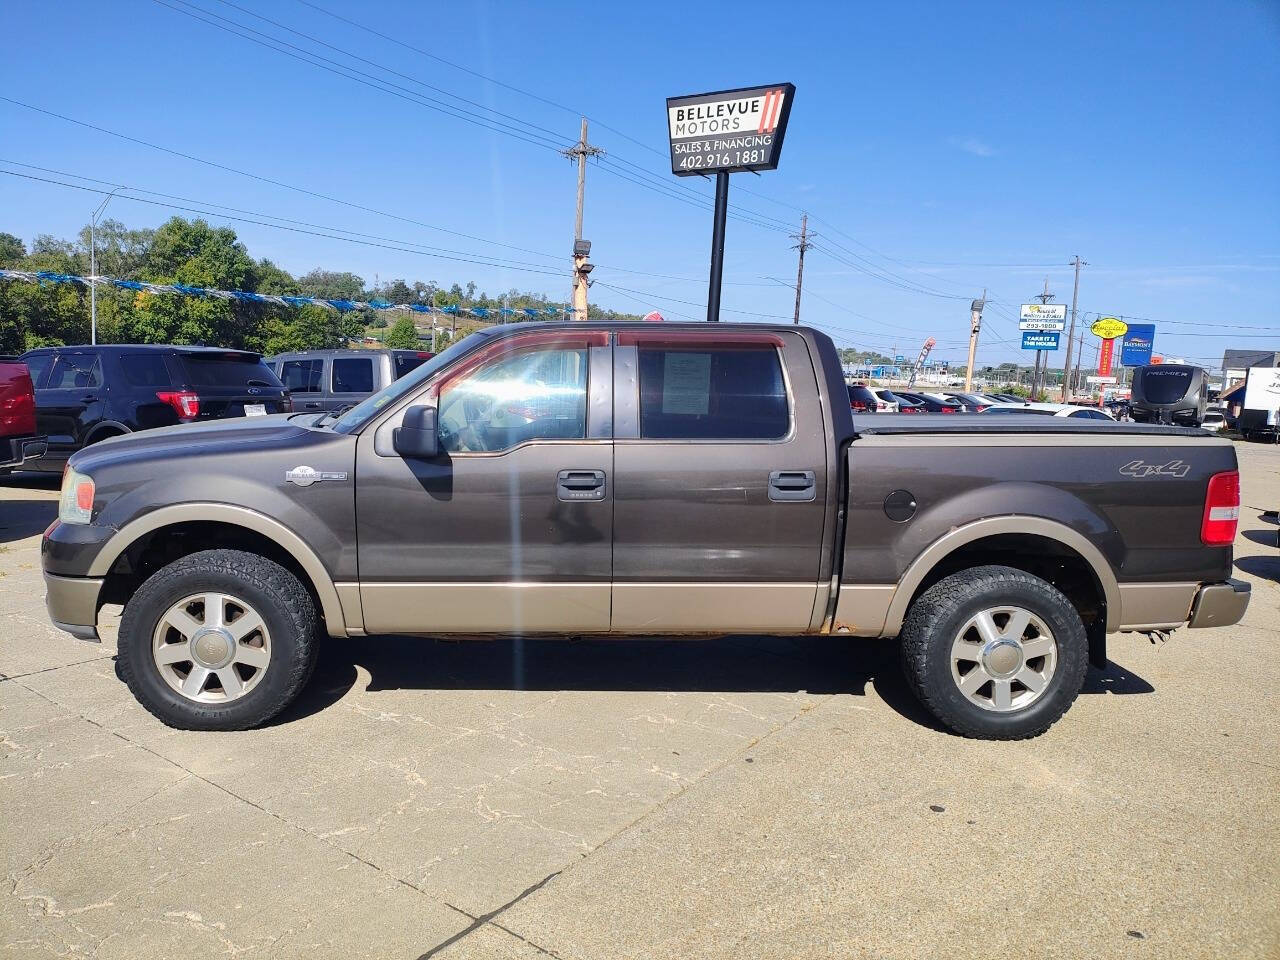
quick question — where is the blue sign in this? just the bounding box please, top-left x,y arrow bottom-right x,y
1120,323 -> 1156,366
895,355 -> 905,363
1022,331 -> 1061,351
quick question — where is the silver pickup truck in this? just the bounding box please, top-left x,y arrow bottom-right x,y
42,322 -> 1248,739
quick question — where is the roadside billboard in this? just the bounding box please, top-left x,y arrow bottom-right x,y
666,84 -> 796,176
1098,337 -> 1116,377
1120,323 -> 1156,366
1089,316 -> 1128,340
1021,331 -> 1060,350
1018,304 -> 1067,331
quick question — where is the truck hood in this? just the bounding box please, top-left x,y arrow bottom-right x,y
68,414 -> 318,474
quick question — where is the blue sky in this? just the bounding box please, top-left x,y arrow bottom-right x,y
2,0 -> 1277,369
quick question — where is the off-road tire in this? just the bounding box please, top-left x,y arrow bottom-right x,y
118,549 -> 318,730
900,564 -> 1089,740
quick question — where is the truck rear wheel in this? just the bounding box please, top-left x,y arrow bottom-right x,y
118,549 -> 318,730
900,565 -> 1088,740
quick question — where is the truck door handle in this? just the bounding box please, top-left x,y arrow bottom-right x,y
769,470 -> 817,502
303,401 -> 322,409
80,395 -> 98,403
557,469 -> 606,501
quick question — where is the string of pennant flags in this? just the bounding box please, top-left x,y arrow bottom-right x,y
0,268 -> 573,320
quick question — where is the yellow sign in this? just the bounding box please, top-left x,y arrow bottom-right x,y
1090,316 -> 1128,340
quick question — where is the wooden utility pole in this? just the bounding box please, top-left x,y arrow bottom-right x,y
1060,255 -> 1086,401
563,118 -> 603,321
963,290 -> 986,392
790,213 -> 813,325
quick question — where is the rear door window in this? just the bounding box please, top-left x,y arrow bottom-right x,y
47,354 -> 103,390
21,353 -> 53,388
280,359 -> 323,392
393,352 -> 431,378
636,346 -> 789,440
332,357 -> 375,393
180,353 -> 280,388
120,353 -> 173,387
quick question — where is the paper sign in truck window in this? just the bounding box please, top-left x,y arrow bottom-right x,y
662,352 -> 712,415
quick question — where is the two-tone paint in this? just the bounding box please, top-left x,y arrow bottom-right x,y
41,322 -> 1247,646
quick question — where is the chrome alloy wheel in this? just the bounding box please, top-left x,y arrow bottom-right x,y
152,593 -> 271,703
950,606 -> 1058,712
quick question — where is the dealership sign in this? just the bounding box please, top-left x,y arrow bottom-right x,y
1021,331 -> 1060,351
1120,323 -> 1156,366
666,84 -> 796,176
1090,316 -> 1128,340
1018,303 -> 1067,331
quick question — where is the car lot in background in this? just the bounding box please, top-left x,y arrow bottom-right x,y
16,345 -> 289,472
267,347 -> 434,413
895,390 -> 963,413
1202,409 -> 1227,432
982,402 -> 1116,420
871,388 -> 901,413
847,383 -> 892,412
943,391 -> 996,412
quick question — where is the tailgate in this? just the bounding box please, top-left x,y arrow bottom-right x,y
177,352 -> 289,419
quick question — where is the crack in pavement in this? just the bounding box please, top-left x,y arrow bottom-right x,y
11,675 -> 833,960
417,871 -> 563,959
0,655 -> 115,683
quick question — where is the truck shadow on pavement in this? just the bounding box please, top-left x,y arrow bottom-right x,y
0,473 -> 59,543
272,633 -> 1155,732
1234,553 -> 1280,583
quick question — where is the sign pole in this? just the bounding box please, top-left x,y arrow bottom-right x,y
707,170 -> 730,322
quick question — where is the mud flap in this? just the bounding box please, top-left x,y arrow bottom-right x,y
1087,612 -> 1107,670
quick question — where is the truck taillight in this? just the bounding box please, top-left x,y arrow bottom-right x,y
157,391 -> 200,418
1201,470 -> 1240,545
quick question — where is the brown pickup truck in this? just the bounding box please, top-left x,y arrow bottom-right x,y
40,322 -> 1248,738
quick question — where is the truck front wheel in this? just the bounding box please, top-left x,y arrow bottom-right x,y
118,549 -> 318,730
900,565 -> 1088,740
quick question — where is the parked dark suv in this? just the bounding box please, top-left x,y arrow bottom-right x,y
17,345 -> 289,472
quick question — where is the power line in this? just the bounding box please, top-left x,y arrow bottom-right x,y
0,97 -> 566,264
1,168 -> 572,278
207,0 -> 571,146
292,0 -> 670,162
151,0 -> 567,153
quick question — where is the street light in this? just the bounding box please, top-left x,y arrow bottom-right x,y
89,187 -> 127,345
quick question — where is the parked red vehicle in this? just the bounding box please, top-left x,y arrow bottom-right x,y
0,356 -> 47,470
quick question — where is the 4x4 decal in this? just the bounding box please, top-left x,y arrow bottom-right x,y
1120,459 -> 1190,479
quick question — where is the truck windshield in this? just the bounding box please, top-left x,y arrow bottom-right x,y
1136,368 -> 1194,404
331,332 -> 489,434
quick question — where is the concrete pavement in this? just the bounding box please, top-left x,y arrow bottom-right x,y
1,446 -> 1277,959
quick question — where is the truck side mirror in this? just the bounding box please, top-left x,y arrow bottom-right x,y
393,405 -> 438,459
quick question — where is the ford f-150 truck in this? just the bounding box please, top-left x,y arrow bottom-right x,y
40,323 -> 1249,739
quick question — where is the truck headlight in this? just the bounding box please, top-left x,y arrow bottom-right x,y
58,467 -> 95,525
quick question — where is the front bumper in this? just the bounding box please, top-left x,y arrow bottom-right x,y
1188,578 -> 1250,629
44,572 -> 104,641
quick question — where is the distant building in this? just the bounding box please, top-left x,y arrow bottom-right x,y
1221,349 -> 1280,390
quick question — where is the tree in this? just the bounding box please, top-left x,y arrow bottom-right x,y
254,258 -> 300,296
297,269 -> 364,301
0,232 -> 26,266
383,316 -> 420,349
